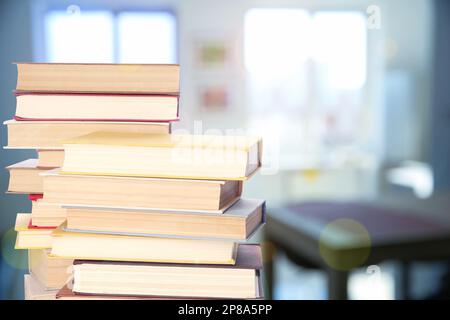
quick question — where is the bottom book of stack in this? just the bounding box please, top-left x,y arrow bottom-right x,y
24,249 -> 72,300
25,244 -> 262,300
24,274 -> 58,300
63,244 -> 262,300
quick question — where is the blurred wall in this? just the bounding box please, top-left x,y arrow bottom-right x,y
0,0 -> 35,300
0,1 -> 35,233
431,0 -> 450,190
381,0 -> 434,162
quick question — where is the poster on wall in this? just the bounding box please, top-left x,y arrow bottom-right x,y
194,36 -> 236,70
193,33 -> 237,111
199,85 -> 230,110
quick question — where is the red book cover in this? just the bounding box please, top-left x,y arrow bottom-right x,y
27,220 -> 56,230
29,194 -> 43,201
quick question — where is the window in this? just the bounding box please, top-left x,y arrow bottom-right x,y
45,11 -> 114,63
117,12 -> 176,63
44,9 -> 177,63
245,9 -> 368,164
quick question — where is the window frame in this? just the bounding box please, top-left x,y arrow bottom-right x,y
242,5 -> 384,162
31,1 -> 178,63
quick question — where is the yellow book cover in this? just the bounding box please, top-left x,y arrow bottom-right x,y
61,132 -> 262,181
50,223 -> 238,265
63,132 -> 261,151
15,214 -> 54,250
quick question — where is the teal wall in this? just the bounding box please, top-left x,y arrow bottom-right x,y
0,0 -> 34,300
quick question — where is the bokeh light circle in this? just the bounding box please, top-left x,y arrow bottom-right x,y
1,227 -> 28,271
319,218 -> 371,271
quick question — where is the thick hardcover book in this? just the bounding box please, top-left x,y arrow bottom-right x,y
15,63 -> 180,94
37,150 -> 64,168
56,285 -> 185,300
57,276 -> 264,300
24,274 -> 58,300
14,92 -> 179,122
42,170 -> 242,212
15,214 -> 53,249
4,119 -> 171,149
50,224 -> 238,265
6,159 -> 50,194
64,199 -> 266,241
71,244 -> 262,299
75,243 -> 262,270
32,200 -> 66,227
61,132 -> 262,181
28,249 -> 72,289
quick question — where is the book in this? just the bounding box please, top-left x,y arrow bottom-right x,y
15,92 -> 179,122
57,278 -> 263,300
71,244 -> 262,299
56,285 -> 165,300
24,274 -> 57,300
31,200 -> 66,227
15,214 -> 54,249
50,225 -> 238,265
29,249 -> 72,289
43,170 -> 242,212
4,119 -> 171,149
16,63 -> 180,94
56,285 -> 221,300
65,199 -> 265,240
37,150 -> 64,168
61,132 -> 262,180
6,159 -> 49,194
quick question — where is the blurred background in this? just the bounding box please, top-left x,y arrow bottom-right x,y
1,0 -> 449,300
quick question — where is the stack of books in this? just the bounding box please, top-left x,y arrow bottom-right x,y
7,63 -> 177,299
6,63 -> 265,300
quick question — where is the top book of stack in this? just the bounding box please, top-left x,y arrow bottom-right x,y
14,63 -> 180,122
16,63 -> 180,94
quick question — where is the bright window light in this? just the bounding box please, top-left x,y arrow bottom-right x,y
244,8 -> 368,157
44,10 -> 177,64
118,12 -> 176,63
45,11 -> 114,63
349,268 -> 395,300
312,12 -> 367,90
245,9 -> 366,88
245,9 -> 310,74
